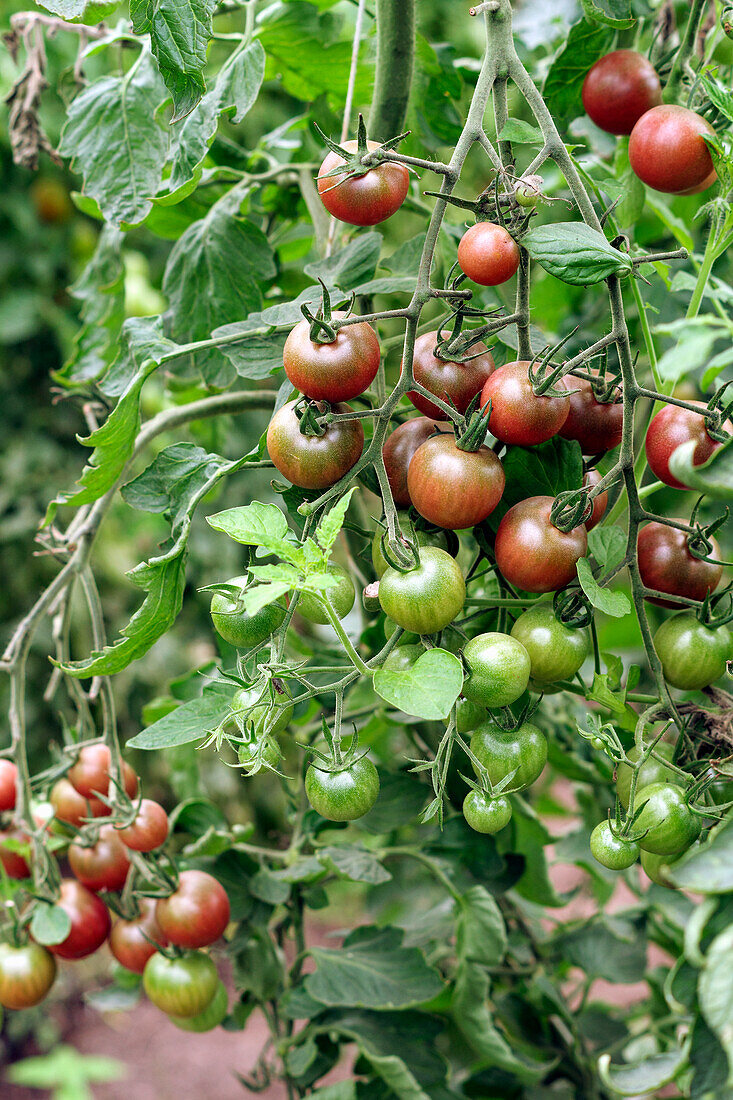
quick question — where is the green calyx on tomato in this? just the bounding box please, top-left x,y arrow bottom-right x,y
371,521 -> 451,579
143,950 -> 219,1018
209,575 -> 286,649
589,820 -> 639,870
462,632 -> 531,708
470,721 -> 547,792
653,612 -> 731,691
510,603 -> 589,684
378,546 -> 466,635
267,400 -> 364,490
462,790 -> 512,835
305,756 -> 379,822
634,782 -> 701,856
298,564 -> 355,624
229,681 -> 294,739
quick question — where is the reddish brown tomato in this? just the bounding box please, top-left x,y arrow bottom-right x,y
118,799 -> 169,852
583,470 -> 608,531
0,761 -> 18,812
267,401 -> 364,490
49,880 -> 111,960
406,331 -> 495,420
68,824 -> 131,893
0,943 -> 56,1009
109,899 -> 168,974
582,50 -> 662,135
638,522 -> 723,607
645,402 -> 728,490
67,744 -> 138,801
560,375 -> 623,454
317,140 -> 410,226
156,870 -> 230,950
50,778 -> 108,828
0,830 -> 31,879
482,361 -> 570,446
457,222 -> 521,286
283,313 -> 380,404
629,106 -> 716,194
495,496 -> 588,593
383,417 -> 442,506
407,436 -> 505,530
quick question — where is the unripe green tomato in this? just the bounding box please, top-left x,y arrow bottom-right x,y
462,790 -> 512,834
371,524 -> 450,578
169,979 -> 228,1032
379,547 -> 466,634
510,603 -> 589,683
305,757 -> 380,822
210,575 -> 286,649
514,174 -> 543,207
298,565 -> 355,624
230,684 -> 293,737
470,721 -> 547,791
456,697 -> 487,735
238,738 -> 280,769
382,644 -> 424,672
635,782 -> 701,856
616,742 -> 679,808
143,951 -> 218,1018
589,821 -> 639,870
653,613 -> 731,692
640,848 -> 682,888
462,632 -> 531,707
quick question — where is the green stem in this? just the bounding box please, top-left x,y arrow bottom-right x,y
368,0 -> 416,140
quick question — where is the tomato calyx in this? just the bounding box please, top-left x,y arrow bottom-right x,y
373,519 -> 422,573
299,279 -> 355,345
453,393 -> 492,453
528,333 -> 577,399
704,381 -> 733,444
313,114 -> 411,189
309,718 -> 370,776
550,487 -> 594,533
553,587 -> 595,630
293,396 -> 331,438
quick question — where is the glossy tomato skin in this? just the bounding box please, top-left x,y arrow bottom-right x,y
378,546 -> 466,634
654,613 -> 731,691
407,436 -> 505,530
267,401 -> 364,490
629,105 -> 716,193
616,742 -> 678,808
0,830 -> 31,879
298,564 -> 355,624
0,760 -> 18,812
143,950 -> 218,1018
210,574 -> 285,648
67,744 -> 138,802
470,721 -> 547,791
462,633 -> 531,708
510,603 -> 589,683
50,778 -> 108,828
169,979 -> 228,1032
317,140 -> 410,226
582,50 -> 661,135
68,824 -> 130,893
49,880 -> 111,960
482,361 -> 570,446
457,222 -> 520,286
383,417 -> 440,506
283,312 -> 380,404
583,469 -> 608,531
559,376 -> 623,454
635,782 -> 701,855
456,697 -> 487,734
305,757 -> 380,822
645,402 -> 726,490
462,791 -> 512,834
109,899 -> 169,974
382,643 -> 424,672
640,848 -> 683,888
406,331 -> 494,420
494,496 -> 588,593
0,943 -> 56,1009
589,821 -> 639,870
118,799 -> 169,853
638,522 -> 723,607
156,870 -> 230,950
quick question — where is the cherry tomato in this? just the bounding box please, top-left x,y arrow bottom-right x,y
456,697 -> 487,734
238,736 -> 280,770
640,848 -> 683,888
210,575 -> 285,649
510,603 -> 589,683
645,402 -> 728,490
156,870 -> 230,950
169,979 -> 228,1032
638,522 -> 723,607
68,824 -> 130,892
0,761 -> 18,812
495,496 -> 588,593
0,830 -> 31,879
462,632 -> 531,708
407,435 -> 505,530
67,745 -> 138,802
462,790 -> 512,834
481,361 -> 570,446
406,331 -> 495,420
378,546 -> 466,634
616,742 -> 679,808
629,105 -> 716,193
267,401 -> 364,490
457,222 -> 521,286
317,139 -> 410,226
381,643 -> 424,672
50,778 -> 108,828
590,821 -> 639,870
470,721 -> 547,791
559,375 -> 623,454
635,782 -> 701,855
583,469 -> 608,531
0,943 -> 57,1009
305,757 -> 379,821
118,799 -> 169,853
582,50 -> 661,135
383,417 -> 441,507
283,312 -> 380,403
143,950 -> 219,1018
109,899 -> 169,974
298,565 -> 355,624
230,684 -> 294,738
371,522 -> 449,579
654,613 -> 731,691
49,880 -> 111,960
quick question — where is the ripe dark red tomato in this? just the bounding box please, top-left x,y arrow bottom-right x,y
638,522 -> 723,607
383,417 -> 440,507
0,760 -> 18,812
560,375 -> 623,454
0,830 -> 31,879
118,799 -> 169,852
50,778 -> 108,828
283,313 -> 380,404
267,401 -> 364,490
645,402 -> 728,490
582,50 -> 662,135
317,140 -> 410,226
156,870 -> 230,950
481,361 -> 570,446
407,435 -> 505,529
406,331 -> 495,420
583,470 -> 608,531
495,496 -> 588,593
49,880 -> 111,960
0,943 -> 56,1009
68,824 -> 131,893
629,105 -> 716,194
109,899 -> 168,974
457,222 -> 521,286
67,744 -> 138,801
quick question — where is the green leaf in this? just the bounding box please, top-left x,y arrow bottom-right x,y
542,19 -> 614,130
122,443 -> 229,524
496,797 -> 565,907
373,649 -> 464,720
456,885 -> 507,967
598,1049 -> 689,1096
580,0 -> 635,29
576,558 -> 631,618
212,322 -> 287,380
7,1047 -> 125,1091
500,436 -> 583,509
206,502 -> 302,564
128,685 -> 235,748
305,926 -> 443,1010
316,488 -> 358,554
29,902 -> 72,946
55,226 -> 125,385
242,581 -> 293,616
523,223 -> 633,286
130,0 -> 216,121
668,436 -> 733,501
556,916 -> 647,984
498,119 -> 543,144
588,526 -> 626,570
690,1017 -> 730,1100
671,814 -> 733,893
58,53 -> 168,227
305,234 -> 382,291
655,317 -> 726,383
319,846 -> 392,885
101,315 -> 178,398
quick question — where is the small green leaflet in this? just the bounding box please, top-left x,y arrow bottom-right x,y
57,225 -> 125,386
576,558 -> 631,618
542,20 -> 614,130
668,437 -> 733,501
207,502 -> 301,565
373,649 -> 464,720
316,488 -> 358,553
498,119 -> 543,144
523,223 -> 633,286
588,525 -> 626,570
130,0 -> 217,121
29,902 -> 72,946
598,1049 -> 689,1096
580,0 -> 635,29
128,685 -> 235,749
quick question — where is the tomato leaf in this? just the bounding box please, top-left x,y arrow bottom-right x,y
500,436 -> 583,509
129,684 -> 235,749
576,558 -> 631,617
598,1049 -> 689,1096
318,846 -> 392,885
670,813 -> 733,893
316,488 -> 358,553
523,223 -> 633,286
498,119 -> 542,144
588,526 -> 626,570
580,0 -> 635,30
373,649 -> 463,720
668,436 -> 733,501
305,234 -> 382,290
29,902 -> 72,946
207,502 -> 304,566
542,19 -> 614,130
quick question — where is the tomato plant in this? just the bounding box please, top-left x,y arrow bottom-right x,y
317,139 -> 410,226
470,721 -> 548,792
406,331 -> 494,420
407,433 -> 505,529
482,360 -> 570,446
209,575 -> 286,648
67,745 -> 138,802
462,790 -> 512,834
0,761 -> 18,812
117,799 -> 169,852
283,313 -> 380,403
109,899 -> 169,974
462,632 -> 531,707
510,603 -> 589,684
48,881 -> 111,960
638,522 -> 723,606
267,400 -> 364,489
589,821 -> 640,870
634,782 -> 701,855
68,824 -> 131,892
305,756 -> 380,821
378,546 -> 466,633
653,613 -> 731,690
382,417 -> 441,507
559,374 -> 623,454
143,951 -> 219,1018
645,401 -> 727,490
